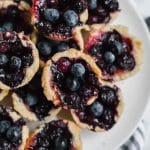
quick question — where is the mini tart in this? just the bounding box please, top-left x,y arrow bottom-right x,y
12,70 -> 61,121
0,31 -> 39,90
42,49 -> 103,110
32,33 -> 83,67
87,0 -> 120,30
25,119 -> 82,150
0,89 -> 9,101
0,105 -> 29,150
71,84 -> 124,132
0,0 -> 33,34
32,0 -> 88,41
84,25 -> 143,81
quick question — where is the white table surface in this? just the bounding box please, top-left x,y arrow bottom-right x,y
132,0 -> 150,150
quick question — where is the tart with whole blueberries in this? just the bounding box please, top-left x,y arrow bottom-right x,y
0,31 -> 39,90
0,0 -> 33,34
25,119 -> 82,150
87,0 -> 120,29
32,34 -> 82,67
12,70 -> 61,121
0,105 -> 29,150
84,25 -> 143,81
42,49 -> 103,110
71,84 -> 124,131
32,0 -> 88,41
0,89 -> 9,101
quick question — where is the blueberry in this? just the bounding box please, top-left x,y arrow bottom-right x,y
57,42 -> 70,52
0,27 -> 6,32
74,1 -> 86,13
104,51 -> 115,64
99,86 -> 117,106
0,120 -> 11,134
44,8 -> 60,23
8,6 -> 20,18
66,76 -> 80,92
117,52 -> 135,71
0,54 -> 8,66
2,22 -> 14,32
37,41 -> 52,57
6,126 -> 21,142
103,0 -> 119,11
47,0 -> 58,6
0,139 -> 13,150
88,0 -> 97,10
71,63 -> 85,77
9,56 -> 22,70
64,10 -> 79,27
0,69 -> 5,81
24,93 -> 38,106
90,43 -> 103,56
54,137 -> 68,150
89,101 -> 103,117
37,147 -> 48,150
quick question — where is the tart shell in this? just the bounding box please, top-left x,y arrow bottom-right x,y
32,0 -> 88,41
0,106 -> 29,150
0,32 -> 39,90
84,25 -> 144,81
25,119 -> 82,150
12,92 -> 61,121
71,83 -> 125,132
0,90 -> 9,101
42,49 -> 103,106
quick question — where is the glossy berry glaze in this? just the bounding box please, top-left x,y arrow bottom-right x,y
51,57 -> 100,110
27,120 -> 74,150
0,32 -> 33,88
32,0 -> 87,40
36,36 -> 80,62
0,106 -> 25,150
87,0 -> 119,24
74,86 -> 120,130
85,30 -> 135,80
0,4 -> 33,34
14,70 -> 58,120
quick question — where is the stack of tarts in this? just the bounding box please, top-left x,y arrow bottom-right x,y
0,0 -> 143,150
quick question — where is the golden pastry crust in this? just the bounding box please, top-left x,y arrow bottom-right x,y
0,106 -> 29,150
0,90 -> 9,101
83,25 -> 144,81
0,32 -> 39,90
32,0 -> 88,41
71,83 -> 125,132
25,119 -> 82,150
42,49 -> 103,106
31,30 -> 85,68
12,92 -> 61,121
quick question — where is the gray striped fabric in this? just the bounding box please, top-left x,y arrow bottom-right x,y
119,121 -> 146,150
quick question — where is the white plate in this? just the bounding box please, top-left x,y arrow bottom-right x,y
81,0 -> 150,150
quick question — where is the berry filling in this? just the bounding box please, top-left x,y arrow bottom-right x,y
33,0 -> 87,39
0,106 -> 25,150
86,30 -> 135,79
74,86 -> 120,130
14,71 -> 57,120
51,57 -> 100,110
0,5 -> 33,34
36,36 -> 80,62
87,0 -> 119,24
28,120 -> 74,150
0,32 -> 33,88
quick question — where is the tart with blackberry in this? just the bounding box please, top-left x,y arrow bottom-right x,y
0,0 -> 33,34
32,34 -> 82,67
87,0 -> 120,29
71,84 -> 124,131
12,70 -> 61,121
0,105 -> 29,150
0,31 -> 39,90
42,49 -> 102,110
0,89 -> 9,101
25,119 -> 82,150
32,0 -> 88,41
84,25 -> 143,81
